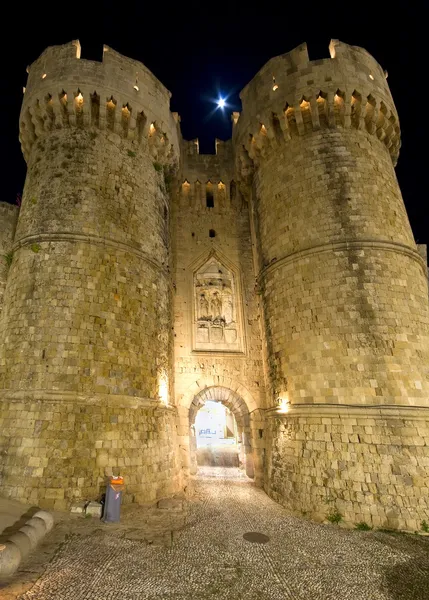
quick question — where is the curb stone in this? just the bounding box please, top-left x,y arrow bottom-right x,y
0,510 -> 54,577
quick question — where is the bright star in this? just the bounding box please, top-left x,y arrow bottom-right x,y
217,97 -> 226,109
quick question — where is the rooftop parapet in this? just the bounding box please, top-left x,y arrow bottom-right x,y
20,41 -> 181,165
233,40 -> 400,169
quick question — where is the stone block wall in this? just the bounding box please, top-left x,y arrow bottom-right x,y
252,129 -> 429,406
0,203 -> 19,317
1,38 -> 428,530
0,41 -> 182,507
234,40 -> 429,526
0,396 -> 180,510
265,407 -> 429,530
172,143 -> 266,483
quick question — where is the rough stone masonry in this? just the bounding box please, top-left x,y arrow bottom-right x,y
0,38 -> 428,530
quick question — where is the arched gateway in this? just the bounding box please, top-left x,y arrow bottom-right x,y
177,381 -> 264,485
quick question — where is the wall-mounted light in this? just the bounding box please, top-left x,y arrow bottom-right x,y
369,74 -> 374,81
278,394 -> 290,413
41,73 -> 47,79
149,122 -> 156,135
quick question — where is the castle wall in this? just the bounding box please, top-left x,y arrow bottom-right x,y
0,203 -> 19,318
172,141 -> 266,483
235,40 -> 429,527
253,129 -> 429,407
1,38 -> 428,530
0,42 -> 182,509
265,407 -> 429,531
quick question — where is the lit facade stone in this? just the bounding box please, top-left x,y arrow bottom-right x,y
0,39 -> 428,528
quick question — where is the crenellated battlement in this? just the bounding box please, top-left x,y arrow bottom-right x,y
233,40 -> 400,176
20,41 -> 181,165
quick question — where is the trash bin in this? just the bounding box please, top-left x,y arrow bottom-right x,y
102,476 -> 124,523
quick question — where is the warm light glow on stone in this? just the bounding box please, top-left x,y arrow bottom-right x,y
149,123 -> 156,135
278,397 -> 290,413
42,73 -> 47,79
158,374 -> 169,405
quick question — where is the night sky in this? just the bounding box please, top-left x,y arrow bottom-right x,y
1,4 -> 426,242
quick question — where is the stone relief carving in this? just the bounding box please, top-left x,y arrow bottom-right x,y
194,256 -> 241,351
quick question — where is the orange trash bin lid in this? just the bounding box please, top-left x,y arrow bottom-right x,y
109,476 -> 124,486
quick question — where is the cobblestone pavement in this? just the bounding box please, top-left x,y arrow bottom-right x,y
10,467 -> 429,599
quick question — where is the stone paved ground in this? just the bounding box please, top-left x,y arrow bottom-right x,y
3,467 -> 429,599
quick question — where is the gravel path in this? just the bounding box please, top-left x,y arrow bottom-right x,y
17,467 -> 429,599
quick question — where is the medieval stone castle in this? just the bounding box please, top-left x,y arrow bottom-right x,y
0,39 -> 428,531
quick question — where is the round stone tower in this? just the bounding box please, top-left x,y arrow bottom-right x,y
0,41 -> 181,509
234,40 -> 429,529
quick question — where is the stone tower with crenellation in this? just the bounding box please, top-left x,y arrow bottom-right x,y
0,39 -> 428,530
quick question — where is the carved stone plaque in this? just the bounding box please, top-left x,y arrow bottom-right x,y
193,256 -> 241,352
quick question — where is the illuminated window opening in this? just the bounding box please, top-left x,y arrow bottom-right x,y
106,96 -> 117,131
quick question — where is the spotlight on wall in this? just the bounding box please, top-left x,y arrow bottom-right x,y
278,396 -> 290,413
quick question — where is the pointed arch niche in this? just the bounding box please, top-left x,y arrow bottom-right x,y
191,250 -> 245,353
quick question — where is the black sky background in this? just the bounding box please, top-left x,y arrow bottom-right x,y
1,3 -> 427,242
